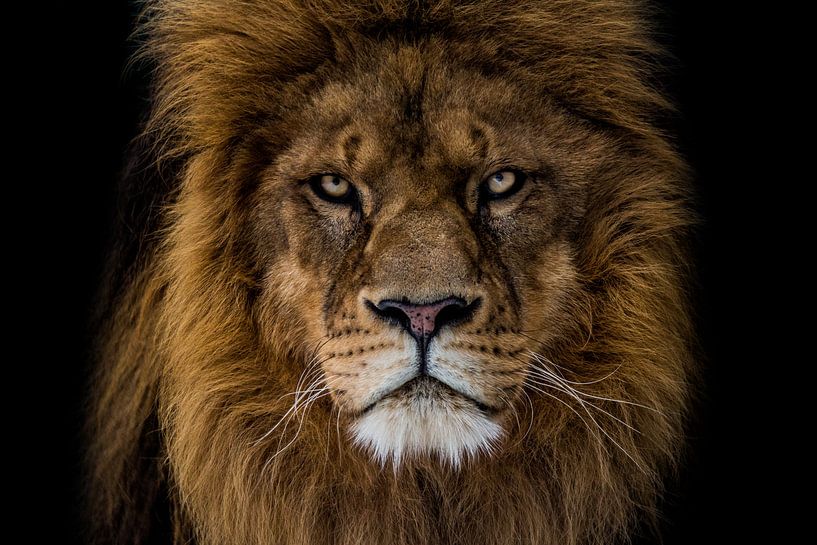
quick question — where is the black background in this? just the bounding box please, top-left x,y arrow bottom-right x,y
19,1 -> 784,543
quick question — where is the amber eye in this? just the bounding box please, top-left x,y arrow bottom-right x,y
309,174 -> 355,203
482,170 -> 526,200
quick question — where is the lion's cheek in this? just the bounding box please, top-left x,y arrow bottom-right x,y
516,241 -> 580,346
258,256 -> 329,351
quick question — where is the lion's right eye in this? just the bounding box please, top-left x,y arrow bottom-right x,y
309,174 -> 356,204
481,169 -> 527,201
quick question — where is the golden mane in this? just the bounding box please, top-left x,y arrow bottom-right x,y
87,1 -> 696,544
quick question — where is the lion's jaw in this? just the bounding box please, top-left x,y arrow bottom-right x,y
351,376 -> 505,467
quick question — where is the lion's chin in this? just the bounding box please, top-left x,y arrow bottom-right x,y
349,377 -> 505,468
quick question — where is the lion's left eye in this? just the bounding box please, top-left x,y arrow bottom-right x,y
309,174 -> 355,203
482,170 -> 526,199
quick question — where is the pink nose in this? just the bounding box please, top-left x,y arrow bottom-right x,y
374,296 -> 470,339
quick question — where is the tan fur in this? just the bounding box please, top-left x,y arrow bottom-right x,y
88,1 -> 696,544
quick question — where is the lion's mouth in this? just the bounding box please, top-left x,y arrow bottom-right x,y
359,375 -> 499,416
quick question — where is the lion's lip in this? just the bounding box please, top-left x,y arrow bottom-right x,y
359,376 -> 500,416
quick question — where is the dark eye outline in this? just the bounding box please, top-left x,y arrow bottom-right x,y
479,168 -> 528,202
308,174 -> 358,205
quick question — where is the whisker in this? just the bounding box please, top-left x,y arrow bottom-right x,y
336,399 -> 348,454
515,351 -> 649,472
251,343 -> 338,448
527,378 -> 646,472
524,375 -> 640,434
521,351 -> 664,414
253,384 -> 328,447
261,390 -> 334,474
522,381 -> 609,457
527,350 -> 623,386
524,358 -> 644,434
491,384 -> 534,452
266,375 -> 343,460
275,389 -> 333,453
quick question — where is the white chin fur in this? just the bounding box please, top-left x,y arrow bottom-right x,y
350,386 -> 503,468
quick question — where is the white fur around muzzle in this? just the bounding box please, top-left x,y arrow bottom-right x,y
350,384 -> 504,468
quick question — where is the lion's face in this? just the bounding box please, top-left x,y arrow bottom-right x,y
251,44 -> 605,466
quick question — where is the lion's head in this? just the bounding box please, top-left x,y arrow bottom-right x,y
88,1 -> 696,544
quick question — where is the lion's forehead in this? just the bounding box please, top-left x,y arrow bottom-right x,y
294,51 -> 575,179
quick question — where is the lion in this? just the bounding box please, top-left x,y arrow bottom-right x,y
87,1 -> 696,544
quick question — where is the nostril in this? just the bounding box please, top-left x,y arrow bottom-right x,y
371,301 -> 413,332
435,300 -> 472,329
367,296 -> 481,340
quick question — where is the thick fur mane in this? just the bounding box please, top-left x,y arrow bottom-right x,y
88,2 -> 695,544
